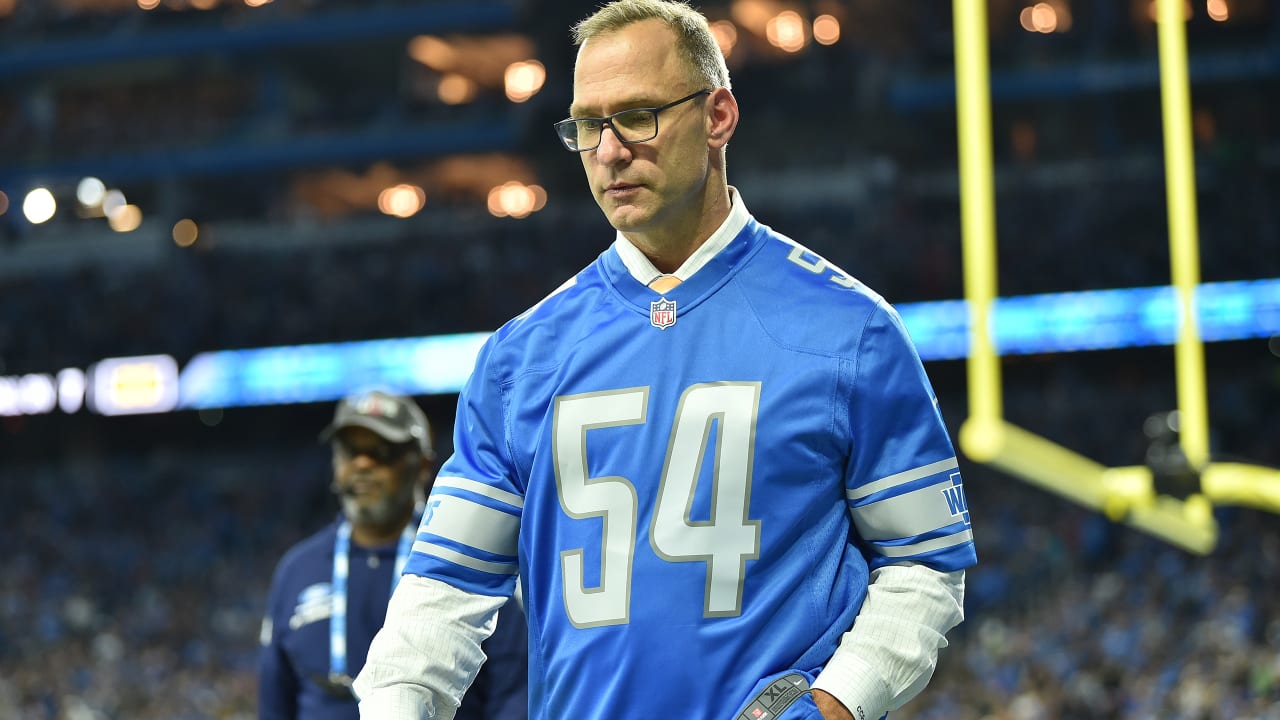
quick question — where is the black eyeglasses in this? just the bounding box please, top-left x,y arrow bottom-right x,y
554,89 -> 712,153
335,438 -> 416,465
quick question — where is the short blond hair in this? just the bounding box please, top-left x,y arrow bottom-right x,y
571,0 -> 731,90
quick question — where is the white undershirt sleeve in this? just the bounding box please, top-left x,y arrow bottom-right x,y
812,564 -> 965,720
353,574 -> 506,720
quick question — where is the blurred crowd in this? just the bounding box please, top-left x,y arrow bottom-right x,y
0,447 -> 323,719
1,351 -> 1277,719
904,496 -> 1280,720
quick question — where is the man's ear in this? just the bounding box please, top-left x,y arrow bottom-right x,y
706,87 -> 739,149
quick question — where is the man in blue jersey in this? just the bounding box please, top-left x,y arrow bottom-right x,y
259,390 -> 528,720
355,1 -> 976,718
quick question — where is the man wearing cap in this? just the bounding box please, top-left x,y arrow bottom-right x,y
258,390 -> 529,720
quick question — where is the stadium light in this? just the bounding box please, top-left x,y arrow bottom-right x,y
76,177 -> 106,207
812,15 -> 840,45
504,60 -> 545,103
438,74 -> 476,105
765,11 -> 806,53
22,188 -> 56,224
173,218 -> 199,247
709,20 -> 738,57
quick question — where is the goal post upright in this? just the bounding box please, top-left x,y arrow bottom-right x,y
948,0 -> 1280,555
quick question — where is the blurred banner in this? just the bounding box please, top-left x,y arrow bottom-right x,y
1,278 -> 1277,417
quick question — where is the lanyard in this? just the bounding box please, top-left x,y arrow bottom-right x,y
329,519 -> 416,681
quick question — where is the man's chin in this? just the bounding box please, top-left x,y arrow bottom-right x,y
342,498 -> 389,525
601,202 -> 652,232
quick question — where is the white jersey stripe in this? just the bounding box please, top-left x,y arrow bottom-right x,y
434,476 -> 524,509
873,529 -> 974,559
423,494 -> 520,557
846,457 -> 960,501
412,541 -> 519,576
848,482 -> 964,541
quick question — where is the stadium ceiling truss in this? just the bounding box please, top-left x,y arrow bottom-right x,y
952,0 -> 1280,555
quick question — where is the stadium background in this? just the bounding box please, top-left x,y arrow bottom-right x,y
1,0 -> 1277,717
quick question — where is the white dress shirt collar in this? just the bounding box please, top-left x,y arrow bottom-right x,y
613,186 -> 750,286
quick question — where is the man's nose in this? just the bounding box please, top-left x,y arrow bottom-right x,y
594,124 -> 631,165
349,451 -> 379,469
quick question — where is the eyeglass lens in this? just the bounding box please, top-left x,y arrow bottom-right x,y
556,90 -> 710,152
567,109 -> 657,149
337,439 -> 412,464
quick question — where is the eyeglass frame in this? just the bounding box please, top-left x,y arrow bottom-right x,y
333,435 -> 419,466
553,89 -> 713,153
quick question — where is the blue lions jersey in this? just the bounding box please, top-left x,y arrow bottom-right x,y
405,216 -> 976,720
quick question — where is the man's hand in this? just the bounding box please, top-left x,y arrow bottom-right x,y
812,689 -> 854,720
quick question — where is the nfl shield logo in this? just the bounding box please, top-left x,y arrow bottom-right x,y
650,298 -> 677,329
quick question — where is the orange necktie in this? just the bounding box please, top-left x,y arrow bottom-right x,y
649,275 -> 682,293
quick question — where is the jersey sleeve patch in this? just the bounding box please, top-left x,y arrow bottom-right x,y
846,457 -> 973,566
406,476 -> 523,590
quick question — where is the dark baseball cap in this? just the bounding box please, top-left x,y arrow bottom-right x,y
320,390 -> 434,459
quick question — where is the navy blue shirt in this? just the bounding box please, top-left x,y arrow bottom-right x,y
259,518 -> 528,720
